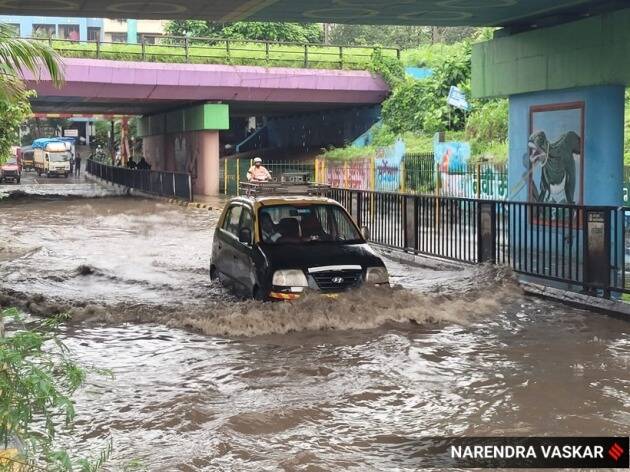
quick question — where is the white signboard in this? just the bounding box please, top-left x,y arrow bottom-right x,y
63,129 -> 79,137
447,86 -> 470,111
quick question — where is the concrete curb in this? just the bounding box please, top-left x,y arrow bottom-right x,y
521,281 -> 630,319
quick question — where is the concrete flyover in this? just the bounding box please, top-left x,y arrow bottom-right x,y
22,57 -> 389,197
23,57 -> 389,116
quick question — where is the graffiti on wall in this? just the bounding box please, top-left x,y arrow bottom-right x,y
375,139 -> 405,192
528,103 -> 584,205
434,135 -> 471,197
326,159 -> 371,190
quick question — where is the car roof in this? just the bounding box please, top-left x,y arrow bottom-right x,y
228,195 -> 341,208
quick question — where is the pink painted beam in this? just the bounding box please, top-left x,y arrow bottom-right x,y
23,58 -> 389,105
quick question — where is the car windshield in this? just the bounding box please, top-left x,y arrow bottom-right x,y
49,153 -> 70,162
259,204 -> 362,245
5,158 -> 17,165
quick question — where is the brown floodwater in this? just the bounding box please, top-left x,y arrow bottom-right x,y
0,197 -> 628,471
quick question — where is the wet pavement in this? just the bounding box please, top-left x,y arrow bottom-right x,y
1,197 -> 628,471
0,164 -> 125,199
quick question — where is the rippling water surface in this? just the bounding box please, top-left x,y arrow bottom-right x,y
1,197 -> 628,471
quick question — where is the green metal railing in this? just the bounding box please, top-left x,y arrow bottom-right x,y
220,158 -> 316,195
32,35 -> 400,70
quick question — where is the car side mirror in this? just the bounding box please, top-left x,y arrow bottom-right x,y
361,226 -> 371,241
239,228 -> 252,245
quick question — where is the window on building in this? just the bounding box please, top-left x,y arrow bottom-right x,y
32,24 -> 56,38
58,24 -> 80,41
6,24 -> 20,36
110,33 -> 128,43
139,34 -> 158,45
87,27 -> 101,42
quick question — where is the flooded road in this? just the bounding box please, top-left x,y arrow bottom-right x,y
1,197 -> 628,470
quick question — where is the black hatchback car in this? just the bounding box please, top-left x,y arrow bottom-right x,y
210,195 -> 389,300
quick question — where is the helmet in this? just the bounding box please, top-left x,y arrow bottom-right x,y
253,157 -> 262,164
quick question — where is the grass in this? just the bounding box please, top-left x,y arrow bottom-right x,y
40,39 -> 398,70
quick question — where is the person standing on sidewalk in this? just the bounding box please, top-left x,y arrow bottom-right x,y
74,150 -> 82,177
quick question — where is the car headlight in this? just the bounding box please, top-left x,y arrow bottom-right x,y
365,266 -> 389,284
272,269 -> 308,287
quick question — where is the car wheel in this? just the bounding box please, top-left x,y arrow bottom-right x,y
16,177 -> 20,184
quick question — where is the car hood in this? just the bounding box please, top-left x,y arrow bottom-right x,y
260,242 -> 384,271
1,164 -> 18,171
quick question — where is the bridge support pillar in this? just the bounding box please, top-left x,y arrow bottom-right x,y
139,104 -> 229,196
507,85 -> 624,206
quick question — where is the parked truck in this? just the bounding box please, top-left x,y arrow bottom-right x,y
32,138 -> 72,178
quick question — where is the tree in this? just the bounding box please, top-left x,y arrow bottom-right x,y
0,22 -> 63,163
0,308 -> 111,470
165,20 -> 323,43
381,43 -> 472,134
0,23 -> 63,101
0,90 -> 33,163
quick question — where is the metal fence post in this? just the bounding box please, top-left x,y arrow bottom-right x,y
339,46 -> 343,68
188,174 -> 193,201
141,38 -> 146,60
304,44 -> 309,68
583,208 -> 612,295
477,201 -> 496,263
404,195 -> 418,252
350,191 -> 360,226
96,38 -> 100,58
184,36 -> 189,62
476,163 -> 481,199
265,41 -> 270,64
226,39 -> 231,62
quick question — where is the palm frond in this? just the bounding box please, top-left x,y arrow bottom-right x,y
0,23 -> 63,88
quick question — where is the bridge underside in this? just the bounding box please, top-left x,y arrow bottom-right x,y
25,58 -> 388,116
0,0 -> 624,28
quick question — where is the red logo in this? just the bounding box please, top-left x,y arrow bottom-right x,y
608,442 -> 624,461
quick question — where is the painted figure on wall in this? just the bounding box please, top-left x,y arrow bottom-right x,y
528,103 -> 583,205
528,130 -> 581,204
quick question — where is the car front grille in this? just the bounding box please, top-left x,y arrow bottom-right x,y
3,170 -> 17,176
310,269 -> 363,292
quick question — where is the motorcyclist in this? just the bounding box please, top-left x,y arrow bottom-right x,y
247,157 -> 271,182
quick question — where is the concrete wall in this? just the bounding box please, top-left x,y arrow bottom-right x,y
266,105 -> 380,152
473,9 -> 630,98
144,130 -> 220,196
508,85 -> 624,206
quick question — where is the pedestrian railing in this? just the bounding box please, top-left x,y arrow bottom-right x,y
86,159 -> 193,201
30,36 -> 399,71
330,187 -> 630,297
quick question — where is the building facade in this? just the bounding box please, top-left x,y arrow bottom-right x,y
0,16 -> 167,43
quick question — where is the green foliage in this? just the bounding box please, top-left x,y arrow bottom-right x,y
329,24 -> 429,49
625,90 -> 630,166
0,307 -> 110,470
43,39 -> 392,71
381,44 -> 471,135
0,23 -> 63,101
165,20 -> 322,43
369,49 -> 405,87
466,99 -> 509,161
400,41 -> 471,69
329,25 -> 479,49
0,90 -> 33,164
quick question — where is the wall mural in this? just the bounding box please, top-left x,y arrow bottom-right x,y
528,103 -> 584,205
434,136 -> 471,198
